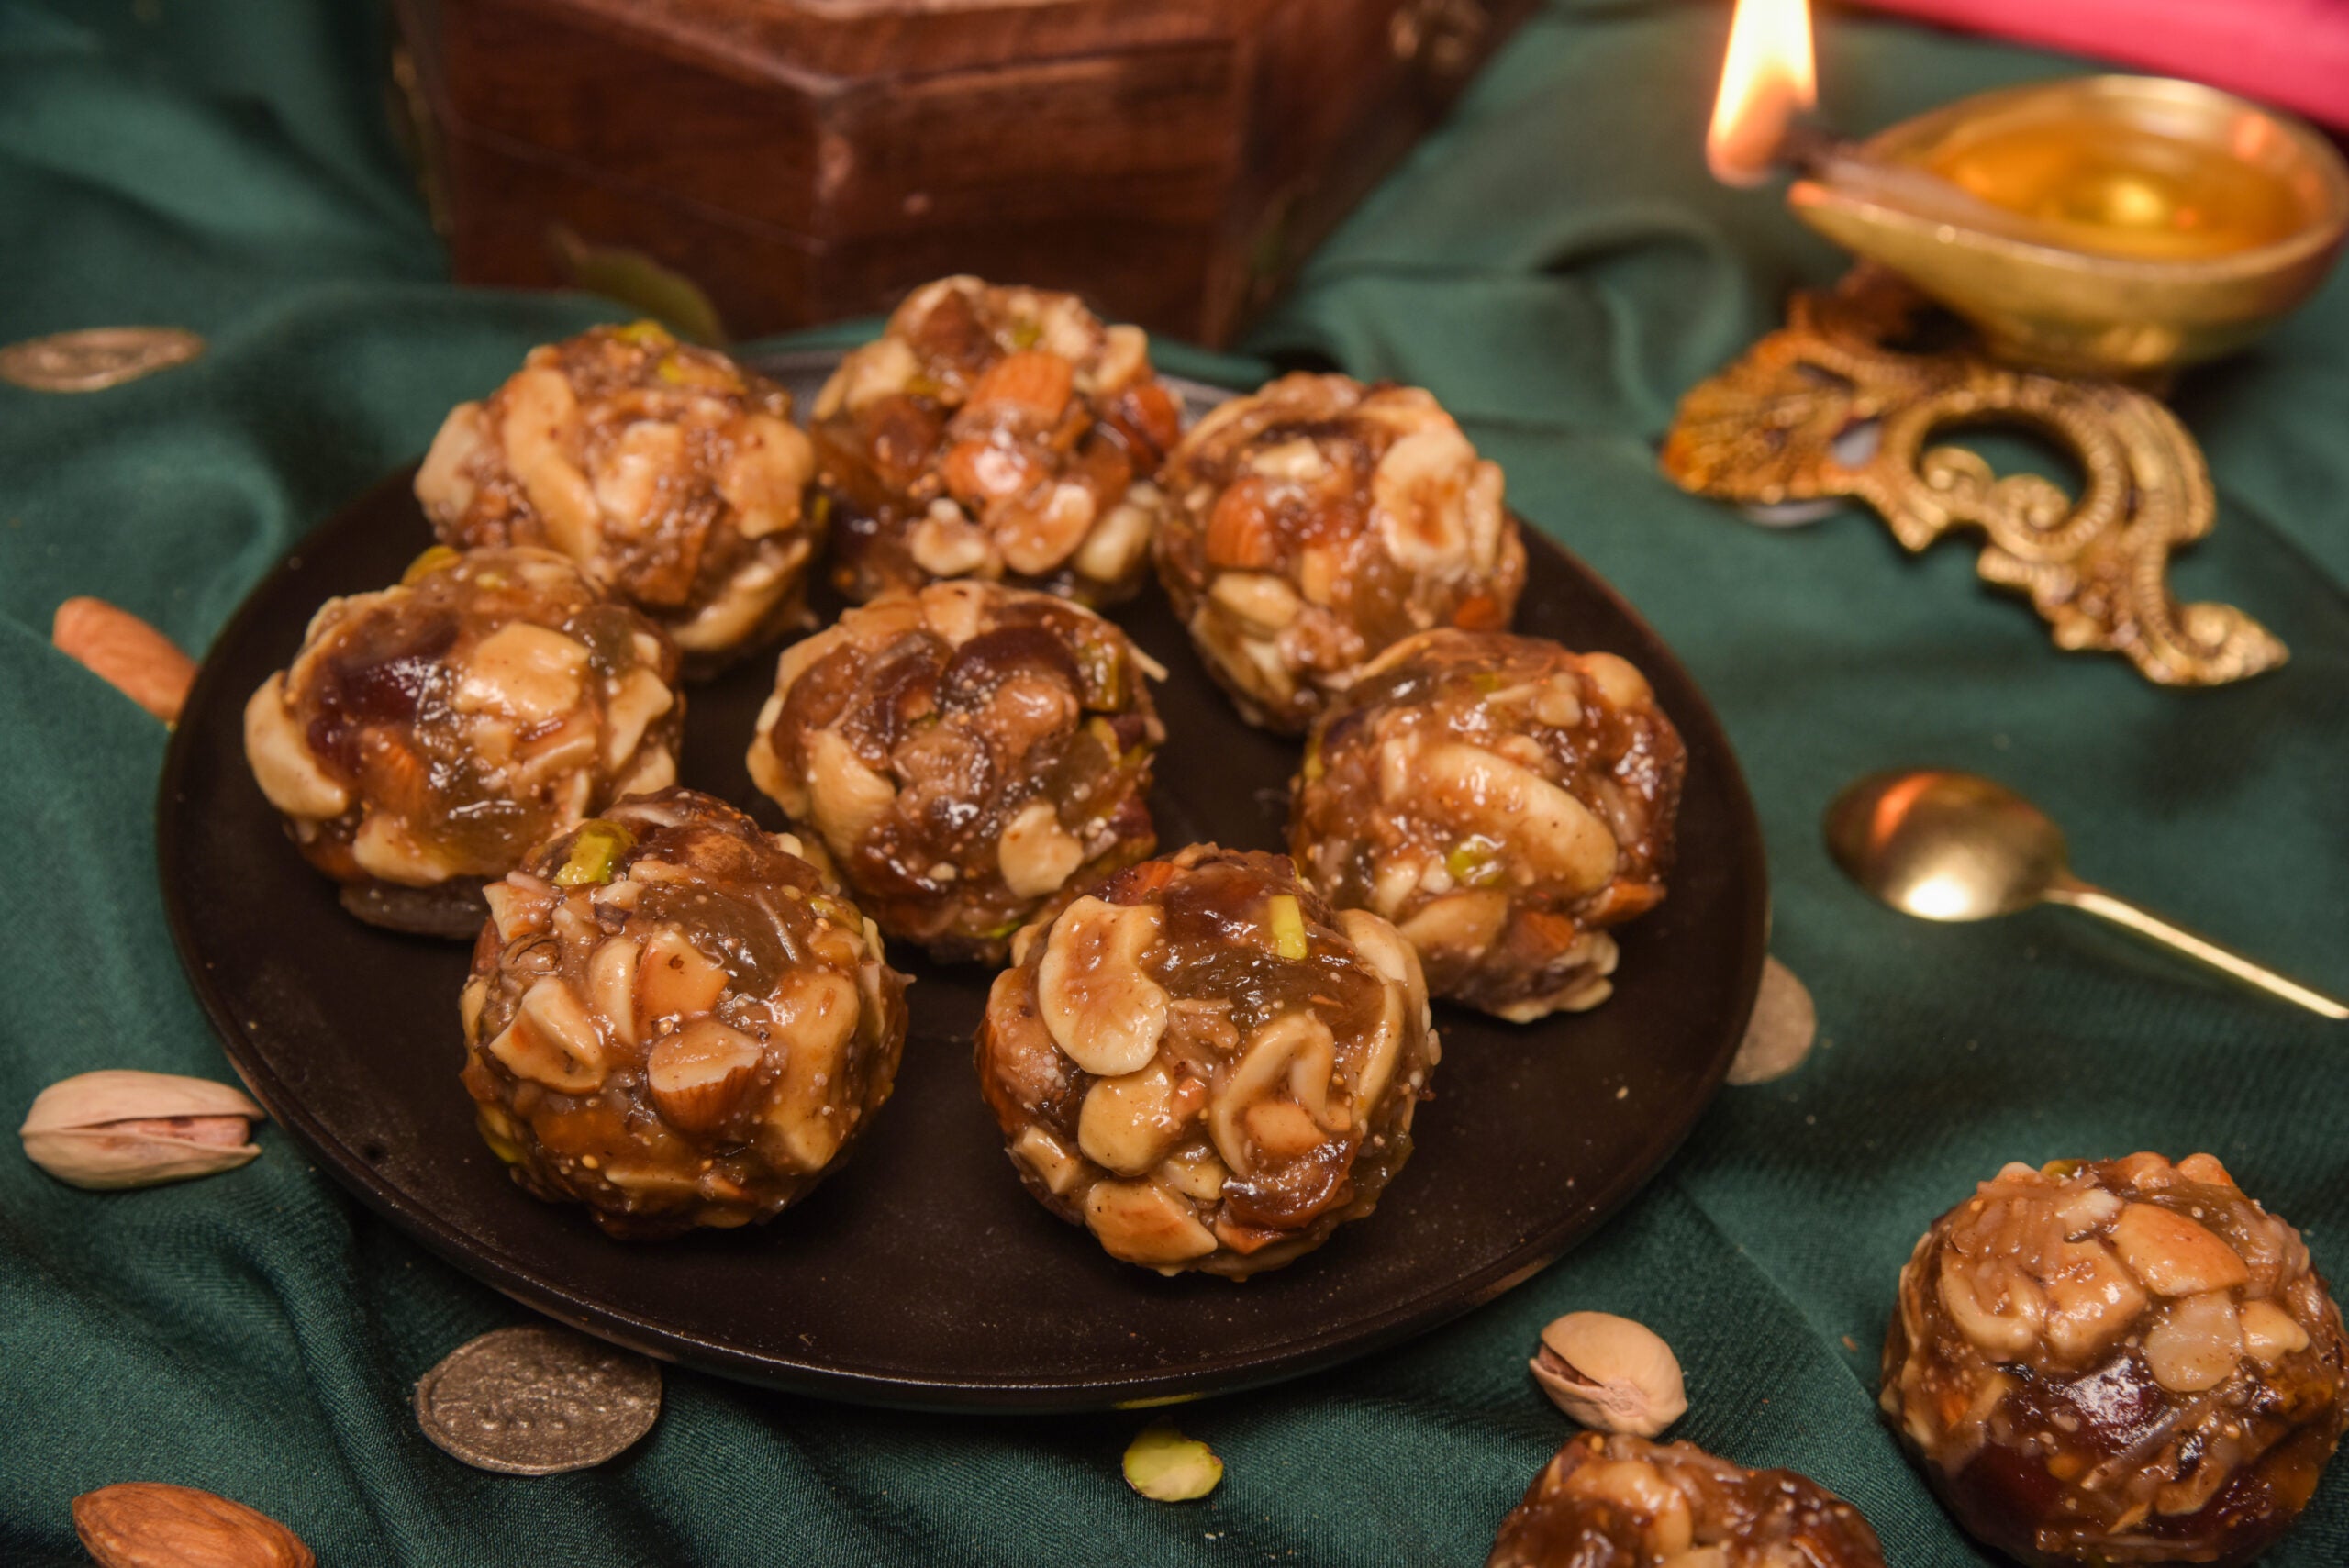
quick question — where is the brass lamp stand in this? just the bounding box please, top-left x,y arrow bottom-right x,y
1661,266 -> 2285,686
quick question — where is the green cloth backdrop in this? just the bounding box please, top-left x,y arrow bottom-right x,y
3,1 -> 2344,1562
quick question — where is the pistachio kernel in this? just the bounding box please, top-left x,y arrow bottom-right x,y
555,820 -> 636,888
1531,1312 -> 1688,1438
401,545 -> 462,585
1123,1422 -> 1222,1502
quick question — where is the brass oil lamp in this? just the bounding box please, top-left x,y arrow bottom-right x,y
1664,0 -> 2349,684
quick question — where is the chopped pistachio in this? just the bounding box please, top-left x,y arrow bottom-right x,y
401,545 -> 461,586
1122,1422 -> 1221,1502
474,1107 -> 528,1166
1008,320 -> 1043,351
613,318 -> 676,348
553,820 -> 636,888
1300,738 -> 1323,784
1445,837 -> 1508,888
1266,895 -> 1308,962
655,351 -> 739,392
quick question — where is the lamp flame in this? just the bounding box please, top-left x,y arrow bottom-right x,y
1709,0 -> 1816,186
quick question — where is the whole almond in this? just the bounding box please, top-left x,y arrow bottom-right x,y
52,596 -> 198,724
72,1483 -> 313,1568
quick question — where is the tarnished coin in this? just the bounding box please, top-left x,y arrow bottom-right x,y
0,327 -> 205,392
1726,955 -> 1818,1085
414,1325 -> 661,1475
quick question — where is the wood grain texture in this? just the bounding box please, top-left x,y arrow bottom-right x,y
392,0 -> 1534,343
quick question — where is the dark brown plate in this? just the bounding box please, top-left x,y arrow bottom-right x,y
157,352 -> 1767,1411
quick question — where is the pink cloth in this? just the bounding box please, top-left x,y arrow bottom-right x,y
1850,0 -> 2349,130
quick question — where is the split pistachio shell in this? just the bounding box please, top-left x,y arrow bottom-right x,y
20,1070 -> 263,1190
1531,1311 -> 1688,1437
1122,1422 -> 1223,1501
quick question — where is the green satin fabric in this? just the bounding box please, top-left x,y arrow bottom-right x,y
2,1 -> 2343,1562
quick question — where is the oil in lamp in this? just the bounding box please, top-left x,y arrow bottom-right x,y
1662,0 -> 2349,684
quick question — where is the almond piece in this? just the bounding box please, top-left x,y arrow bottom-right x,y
646,1018 -> 764,1134
74,1482 -> 314,1568
53,597 -> 197,724
2111,1202 -> 2251,1296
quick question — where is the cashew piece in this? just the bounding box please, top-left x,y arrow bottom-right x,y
1371,423 -> 1476,570
1209,572 -> 1304,635
807,728 -> 897,856
1208,1012 -> 1339,1178
1337,909 -> 1419,1111
2041,1239 -> 2149,1362
1077,1059 -> 1197,1176
636,927 -> 729,1025
488,977 -> 607,1093
1037,896 -> 1168,1077
1073,491 -> 1155,584
453,623 -> 590,725
601,666 -> 675,772
1083,1178 -> 1218,1268
2240,1298 -> 2310,1365
2110,1202 -> 2251,1296
2143,1291 -> 2244,1393
1397,890 -> 1508,958
1414,742 -> 1618,895
1938,1256 -> 2046,1358
498,366 -> 599,560
243,673 -> 349,818
998,799 -> 1086,900
415,401 -> 485,520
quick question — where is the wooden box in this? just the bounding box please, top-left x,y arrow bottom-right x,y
390,0 -> 1532,347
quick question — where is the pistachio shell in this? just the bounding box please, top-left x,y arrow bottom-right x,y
1531,1312 -> 1688,1437
22,1070 -> 262,1132
21,1071 -> 263,1191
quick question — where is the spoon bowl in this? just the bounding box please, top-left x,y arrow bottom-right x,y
1824,768 -> 2347,1020
1825,769 -> 2071,920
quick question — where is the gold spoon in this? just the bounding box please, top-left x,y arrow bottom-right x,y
1825,769 -> 2347,1021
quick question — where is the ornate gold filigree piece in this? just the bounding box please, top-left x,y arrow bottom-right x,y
1661,268 -> 2285,685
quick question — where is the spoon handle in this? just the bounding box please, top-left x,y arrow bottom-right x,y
2046,878 -> 2349,1021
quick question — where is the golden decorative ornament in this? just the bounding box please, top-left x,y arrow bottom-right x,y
0,327 -> 204,392
72,1482 -> 313,1568
20,1071 -> 262,1190
1661,268 -> 2285,687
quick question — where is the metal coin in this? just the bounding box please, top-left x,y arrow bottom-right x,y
0,327 -> 205,392
414,1325 -> 662,1475
1726,955 -> 1818,1085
